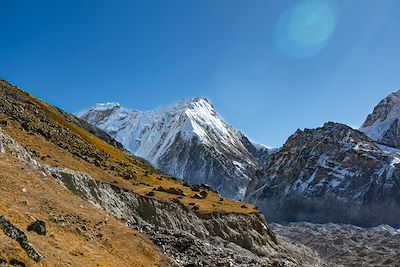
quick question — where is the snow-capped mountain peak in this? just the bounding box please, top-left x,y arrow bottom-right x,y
246,122 -> 400,227
175,97 -> 232,143
79,97 -> 269,199
360,90 -> 400,148
77,102 -> 122,116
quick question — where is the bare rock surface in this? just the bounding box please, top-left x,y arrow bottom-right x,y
0,214 -> 43,263
272,222 -> 400,267
246,122 -> 400,227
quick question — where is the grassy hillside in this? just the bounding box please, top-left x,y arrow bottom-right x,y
0,151 -> 171,266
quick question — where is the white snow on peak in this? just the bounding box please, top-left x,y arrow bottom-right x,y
250,140 -> 276,151
76,102 -> 121,117
78,97 -> 261,199
79,97 -> 252,165
360,90 -> 400,141
252,142 -> 270,150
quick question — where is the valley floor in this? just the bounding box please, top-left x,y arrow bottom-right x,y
272,222 -> 400,267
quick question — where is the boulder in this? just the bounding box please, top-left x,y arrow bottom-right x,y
199,191 -> 208,199
27,220 -> 46,236
145,191 -> 155,197
166,187 -> 185,196
157,186 -> 186,196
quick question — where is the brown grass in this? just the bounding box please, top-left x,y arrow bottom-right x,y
0,153 -> 172,267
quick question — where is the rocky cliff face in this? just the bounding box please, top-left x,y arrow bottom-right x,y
360,90 -> 400,148
246,122 -> 400,227
78,99 -> 269,199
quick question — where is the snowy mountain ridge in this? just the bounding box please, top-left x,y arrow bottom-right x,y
360,90 -> 400,148
79,97 -> 270,199
245,122 -> 400,227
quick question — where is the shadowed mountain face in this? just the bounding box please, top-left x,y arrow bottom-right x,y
246,122 -> 400,227
78,99 -> 271,200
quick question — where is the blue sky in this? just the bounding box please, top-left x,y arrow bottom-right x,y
1,0 -> 400,147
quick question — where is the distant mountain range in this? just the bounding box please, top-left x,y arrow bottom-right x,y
78,98 -> 271,199
80,90 -> 400,228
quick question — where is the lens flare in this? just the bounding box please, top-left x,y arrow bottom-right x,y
275,0 -> 338,58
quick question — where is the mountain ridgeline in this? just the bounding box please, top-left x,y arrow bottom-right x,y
78,98 -> 271,200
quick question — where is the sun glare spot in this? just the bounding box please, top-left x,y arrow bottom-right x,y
275,0 -> 338,58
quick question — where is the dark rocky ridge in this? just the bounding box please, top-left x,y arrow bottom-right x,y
0,214 -> 43,263
55,106 -> 125,150
0,80 -> 123,151
238,132 -> 273,165
246,122 -> 400,227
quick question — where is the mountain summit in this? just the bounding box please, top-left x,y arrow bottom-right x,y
79,98 -> 270,199
360,90 -> 400,148
246,122 -> 400,227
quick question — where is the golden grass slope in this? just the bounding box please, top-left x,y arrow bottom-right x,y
0,152 -> 172,266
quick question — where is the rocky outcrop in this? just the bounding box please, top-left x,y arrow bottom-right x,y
78,99 -> 270,199
27,220 -> 47,236
246,122 -> 400,227
360,89 -> 400,148
238,132 -> 273,165
0,127 -> 323,266
0,214 -> 43,263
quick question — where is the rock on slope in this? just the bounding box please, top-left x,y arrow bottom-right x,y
360,89 -> 400,149
78,98 -> 270,199
246,122 -> 400,227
